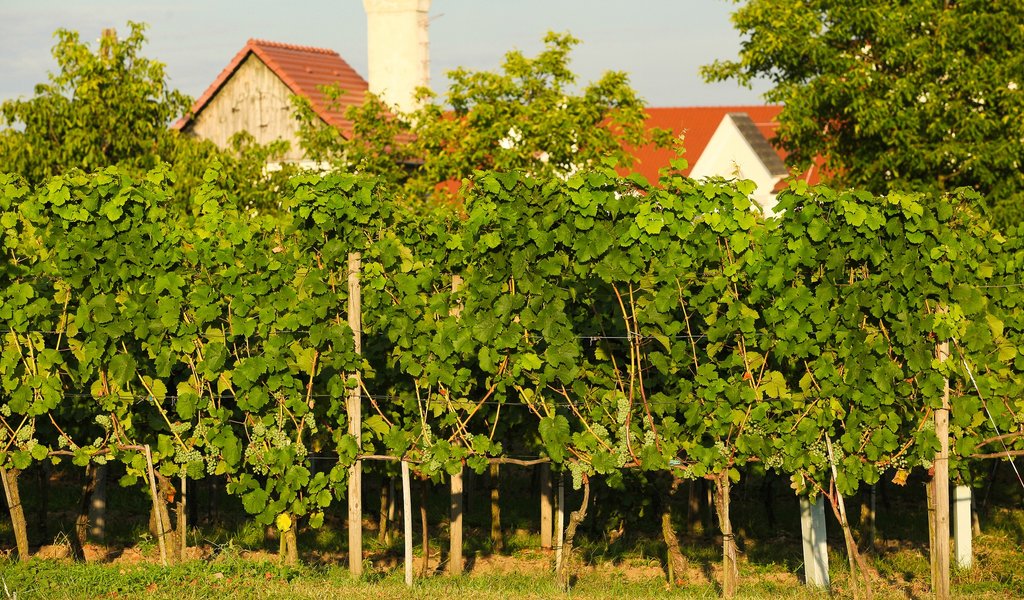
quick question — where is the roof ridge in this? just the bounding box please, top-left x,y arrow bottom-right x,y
247,38 -> 338,56
647,105 -> 782,110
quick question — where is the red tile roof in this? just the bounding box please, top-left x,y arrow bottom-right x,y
173,39 -> 369,136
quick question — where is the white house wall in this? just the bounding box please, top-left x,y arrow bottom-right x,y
689,115 -> 784,215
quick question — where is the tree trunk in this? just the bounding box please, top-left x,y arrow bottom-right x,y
280,520 -> 298,565
1,467 -> 30,561
760,474 -> 776,529
72,463 -> 100,560
704,479 -> 714,535
489,463 -> 503,552
558,476 -> 590,591
152,472 -> 181,563
687,479 -> 701,535
713,473 -> 739,599
970,488 -> 982,537
660,475 -> 689,586
859,484 -> 876,552
89,463 -> 108,543
36,463 -> 49,545
378,476 -> 392,545
821,433 -> 872,600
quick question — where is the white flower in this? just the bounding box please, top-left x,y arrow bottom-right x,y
498,126 -> 522,150
917,92 -> 929,103
1009,81 -> 1019,91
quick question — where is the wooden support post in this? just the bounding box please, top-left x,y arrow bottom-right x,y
348,252 -> 363,578
448,275 -> 464,575
933,335 -> 951,600
450,470 -> 463,575
540,463 -> 553,550
402,461 -> 413,587
1,467 -> 30,561
953,485 -> 972,569
555,471 -> 565,573
179,474 -> 187,559
799,495 -> 830,588
144,445 -> 168,567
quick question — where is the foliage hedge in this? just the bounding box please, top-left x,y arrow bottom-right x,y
1,162 -> 1022,544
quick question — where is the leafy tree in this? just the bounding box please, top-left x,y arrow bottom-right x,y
296,32 -> 668,201
0,22 -> 295,216
703,1 -> 1024,227
0,23 -> 188,182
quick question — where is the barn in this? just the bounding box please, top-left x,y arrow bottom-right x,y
172,39 -> 369,166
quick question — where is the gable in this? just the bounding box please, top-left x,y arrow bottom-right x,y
174,39 -> 369,138
181,55 -> 307,160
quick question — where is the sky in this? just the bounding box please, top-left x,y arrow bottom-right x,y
0,0 -> 770,108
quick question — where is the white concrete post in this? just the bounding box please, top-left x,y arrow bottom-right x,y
953,485 -> 973,569
800,495 -> 830,587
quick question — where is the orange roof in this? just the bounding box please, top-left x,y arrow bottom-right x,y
173,39 -> 368,136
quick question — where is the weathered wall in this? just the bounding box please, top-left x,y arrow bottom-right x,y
184,56 -> 306,162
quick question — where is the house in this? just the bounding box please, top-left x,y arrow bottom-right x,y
628,106 -> 821,214
174,1 -> 428,165
173,39 -> 370,165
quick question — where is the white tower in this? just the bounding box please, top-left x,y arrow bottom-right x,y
363,0 -> 431,114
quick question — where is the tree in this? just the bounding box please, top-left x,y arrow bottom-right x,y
296,32 -> 667,201
703,1 -> 1024,227
0,23 -> 295,216
0,23 -> 188,183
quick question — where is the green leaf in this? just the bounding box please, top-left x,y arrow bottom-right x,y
242,488 -> 269,515
539,415 -> 571,463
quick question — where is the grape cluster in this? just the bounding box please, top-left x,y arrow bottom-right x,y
804,439 -> 828,469
244,444 -> 270,476
175,446 -> 203,466
568,462 -> 585,490
713,440 -> 728,459
15,423 -> 34,443
0,403 -> 11,417
612,432 -> 632,468
204,453 -> 219,476
615,395 -> 630,425
301,412 -> 318,435
764,453 -> 784,469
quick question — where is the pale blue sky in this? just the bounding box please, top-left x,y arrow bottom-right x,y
0,1 -> 769,107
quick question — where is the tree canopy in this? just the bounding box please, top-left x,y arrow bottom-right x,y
296,32 -> 667,201
0,22 -> 294,215
0,23 -> 188,182
703,0 -> 1024,228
